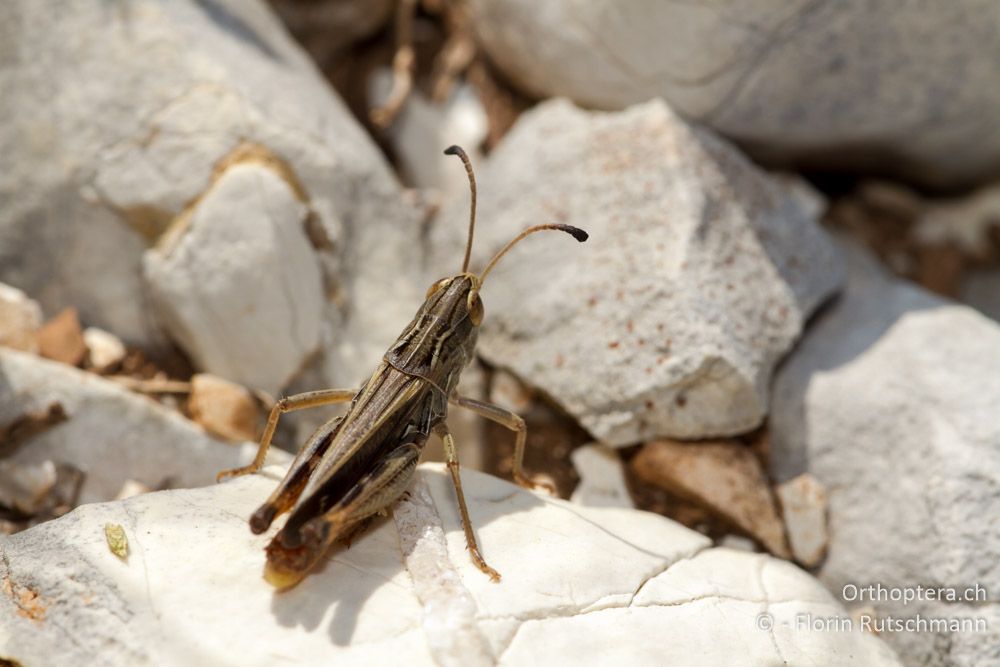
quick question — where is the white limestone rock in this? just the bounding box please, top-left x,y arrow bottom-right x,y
0,464 -> 899,666
569,444 -> 633,509
144,162 -> 324,395
432,99 -> 841,445
82,327 -> 127,373
0,0 -> 423,394
770,239 -> 1000,666
775,473 -> 828,568
469,0 -> 1000,188
0,348 -> 287,504
0,283 -> 42,353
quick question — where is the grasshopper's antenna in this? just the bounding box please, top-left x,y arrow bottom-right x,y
444,145 -> 477,274
479,224 -> 588,284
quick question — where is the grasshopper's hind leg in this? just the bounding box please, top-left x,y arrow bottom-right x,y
216,388 -> 355,483
247,414 -> 344,534
450,394 -> 555,494
434,422 -> 501,582
265,442 -> 421,589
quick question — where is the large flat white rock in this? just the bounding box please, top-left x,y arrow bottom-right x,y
0,464 -> 899,666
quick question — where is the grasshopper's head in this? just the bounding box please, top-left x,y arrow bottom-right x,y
424,272 -> 484,328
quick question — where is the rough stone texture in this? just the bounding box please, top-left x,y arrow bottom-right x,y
0,283 -> 41,353
469,0 -> 1000,188
569,444 -> 633,509
632,440 -> 789,559
770,239 -> 1000,666
0,348 -> 287,504
432,99 -> 841,446
0,464 -> 900,666
143,160 -> 324,394
187,373 -> 259,443
775,473 -> 828,568
0,0 -> 423,393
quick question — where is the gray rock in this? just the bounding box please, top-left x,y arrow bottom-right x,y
0,0 -> 423,395
960,267 -> 1000,323
770,239 -> 1000,666
432,98 -> 841,445
469,0 -> 1000,188
0,348 -> 287,504
0,464 -> 900,666
143,161 -> 324,395
270,0 -> 394,62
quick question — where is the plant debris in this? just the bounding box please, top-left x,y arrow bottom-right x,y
104,523 -> 129,559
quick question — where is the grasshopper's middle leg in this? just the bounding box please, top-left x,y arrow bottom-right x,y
450,394 -> 555,494
216,388 -> 355,482
434,422 -> 501,582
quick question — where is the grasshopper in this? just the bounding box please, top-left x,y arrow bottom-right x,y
217,145 -> 587,588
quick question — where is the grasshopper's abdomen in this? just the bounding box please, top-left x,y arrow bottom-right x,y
272,364 -> 434,549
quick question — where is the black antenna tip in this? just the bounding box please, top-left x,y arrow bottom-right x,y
444,145 -> 463,156
557,225 -> 589,243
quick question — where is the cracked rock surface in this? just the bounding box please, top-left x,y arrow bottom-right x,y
469,0 -> 1000,188
0,0 -> 423,394
771,239 -> 1000,666
0,464 -> 899,666
433,98 -> 841,445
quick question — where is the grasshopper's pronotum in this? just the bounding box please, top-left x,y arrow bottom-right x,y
217,146 -> 587,588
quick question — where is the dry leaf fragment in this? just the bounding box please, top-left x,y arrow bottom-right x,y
104,523 -> 128,559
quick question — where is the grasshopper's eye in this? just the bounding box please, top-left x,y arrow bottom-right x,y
426,278 -> 451,298
467,291 -> 484,325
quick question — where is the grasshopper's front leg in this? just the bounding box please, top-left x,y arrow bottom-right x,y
433,422 -> 501,582
216,388 -> 355,482
450,394 -> 555,495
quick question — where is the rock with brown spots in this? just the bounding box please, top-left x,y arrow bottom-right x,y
0,0 -> 423,396
432,99 -> 841,445
631,439 -> 789,558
